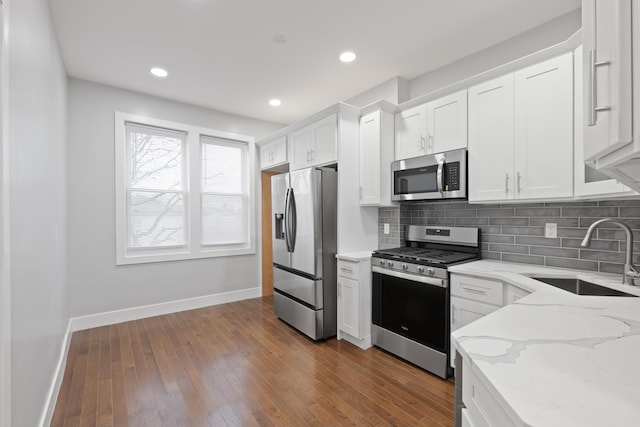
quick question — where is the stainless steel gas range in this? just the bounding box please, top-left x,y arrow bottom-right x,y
371,225 -> 480,379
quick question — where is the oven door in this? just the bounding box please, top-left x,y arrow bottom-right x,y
372,267 -> 449,353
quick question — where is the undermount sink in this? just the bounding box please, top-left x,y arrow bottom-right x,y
530,277 -> 637,297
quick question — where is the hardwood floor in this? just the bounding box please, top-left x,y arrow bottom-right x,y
51,297 -> 455,426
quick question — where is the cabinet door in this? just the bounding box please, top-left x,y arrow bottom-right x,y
514,53 -> 574,200
427,90 -> 468,153
289,127 -> 313,170
451,297 -> 499,332
394,104 -> 427,160
468,74 -> 515,202
338,276 -> 360,338
260,144 -> 273,169
573,46 -> 634,197
272,136 -> 287,165
359,110 -> 381,205
582,0 -> 633,162
260,137 -> 287,169
310,114 -> 337,166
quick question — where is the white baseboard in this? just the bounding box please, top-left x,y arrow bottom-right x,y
70,287 -> 262,332
39,319 -> 73,427
41,287 -> 261,426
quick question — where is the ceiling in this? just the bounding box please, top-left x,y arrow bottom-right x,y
49,0 -> 580,125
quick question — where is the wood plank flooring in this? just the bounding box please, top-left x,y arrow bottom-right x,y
51,296 -> 454,426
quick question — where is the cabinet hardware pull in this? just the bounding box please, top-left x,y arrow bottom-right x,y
310,149 -> 314,161
517,172 -> 522,193
505,173 -> 509,194
428,134 -> 433,153
461,285 -> 488,294
340,267 -> 353,273
588,49 -> 612,126
420,135 -> 426,151
306,150 -> 311,162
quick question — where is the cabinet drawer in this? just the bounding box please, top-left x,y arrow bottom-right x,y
337,259 -> 359,280
451,275 -> 503,306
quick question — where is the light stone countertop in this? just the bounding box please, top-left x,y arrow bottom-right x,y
450,260 -> 640,427
335,251 -> 373,261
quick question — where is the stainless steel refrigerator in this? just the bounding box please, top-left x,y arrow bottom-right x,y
271,167 -> 337,340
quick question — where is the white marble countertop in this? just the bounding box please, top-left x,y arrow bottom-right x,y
335,251 -> 373,261
450,260 -> 640,427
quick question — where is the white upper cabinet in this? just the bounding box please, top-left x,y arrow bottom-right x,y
574,45 -> 635,197
426,90 -> 468,153
260,136 -> 287,170
582,0 -> 633,162
468,74 -> 515,202
469,52 -> 574,202
289,114 -> 338,171
394,91 -> 468,161
580,0 -> 640,193
514,53 -> 574,200
394,104 -> 427,160
359,107 -> 395,206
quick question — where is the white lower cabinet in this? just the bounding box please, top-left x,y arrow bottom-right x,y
462,357 -> 516,427
460,408 -> 476,427
450,274 -> 531,367
336,254 -> 372,349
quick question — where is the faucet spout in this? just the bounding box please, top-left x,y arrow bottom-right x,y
581,218 -> 639,286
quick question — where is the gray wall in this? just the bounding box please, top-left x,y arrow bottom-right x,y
67,79 -> 282,317
7,0 -> 69,425
408,9 -> 582,99
380,199 -> 640,275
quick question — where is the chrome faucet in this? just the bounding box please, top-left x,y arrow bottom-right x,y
581,218 -> 640,286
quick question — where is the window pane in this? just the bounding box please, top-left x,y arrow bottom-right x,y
202,194 -> 247,245
127,125 -> 184,190
202,141 -> 243,193
128,190 -> 185,248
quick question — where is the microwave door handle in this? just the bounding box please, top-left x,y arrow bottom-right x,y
436,157 -> 444,195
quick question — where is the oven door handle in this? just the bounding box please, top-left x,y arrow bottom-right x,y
372,266 -> 447,288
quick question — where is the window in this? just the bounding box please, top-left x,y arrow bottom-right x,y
115,112 -> 255,264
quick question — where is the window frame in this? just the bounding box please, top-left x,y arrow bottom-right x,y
115,111 -> 256,265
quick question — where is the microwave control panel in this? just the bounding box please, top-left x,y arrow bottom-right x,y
444,162 -> 460,191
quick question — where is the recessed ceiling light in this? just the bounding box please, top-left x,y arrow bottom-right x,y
150,67 -> 168,78
269,99 -> 282,107
339,51 -> 357,63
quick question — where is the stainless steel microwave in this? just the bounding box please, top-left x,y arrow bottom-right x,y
391,148 -> 467,201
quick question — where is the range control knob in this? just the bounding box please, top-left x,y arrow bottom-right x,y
379,260 -> 386,267
388,262 -> 394,268
427,268 -> 435,276
402,263 -> 408,271
417,266 -> 425,274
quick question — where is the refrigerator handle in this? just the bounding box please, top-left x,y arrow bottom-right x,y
288,188 -> 297,252
284,188 -> 292,252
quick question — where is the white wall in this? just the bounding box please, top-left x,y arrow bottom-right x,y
345,76 -> 410,107
67,79 -> 282,318
7,0 -> 69,425
409,10 -> 581,99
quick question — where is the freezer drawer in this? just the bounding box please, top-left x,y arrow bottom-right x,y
273,266 -> 323,309
274,292 -> 325,340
